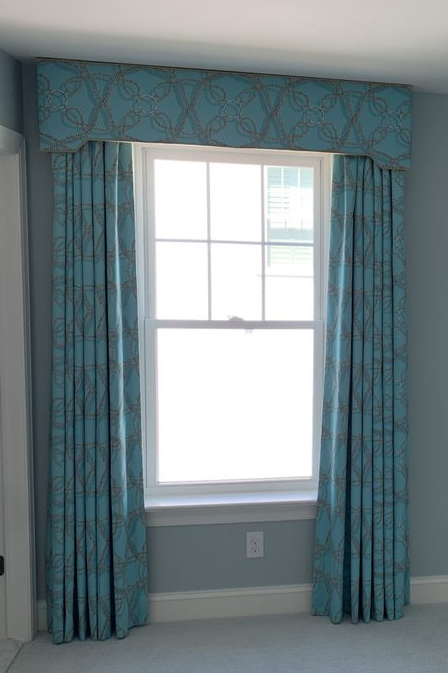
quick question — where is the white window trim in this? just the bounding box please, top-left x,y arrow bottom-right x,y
134,144 -> 331,525
145,490 -> 317,526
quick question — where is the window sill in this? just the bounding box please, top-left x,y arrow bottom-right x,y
144,490 -> 317,527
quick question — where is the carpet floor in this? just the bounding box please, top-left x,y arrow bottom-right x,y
0,639 -> 21,673
8,604 -> 448,673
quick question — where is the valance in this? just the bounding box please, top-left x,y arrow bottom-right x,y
37,59 -> 412,170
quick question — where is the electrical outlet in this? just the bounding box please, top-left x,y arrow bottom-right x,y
246,531 -> 264,558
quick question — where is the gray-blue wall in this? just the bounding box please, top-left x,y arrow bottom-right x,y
0,48 -> 22,133
406,92 -> 448,576
22,66 -> 53,602
21,64 -> 448,599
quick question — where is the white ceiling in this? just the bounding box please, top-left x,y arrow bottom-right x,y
0,0 -> 447,92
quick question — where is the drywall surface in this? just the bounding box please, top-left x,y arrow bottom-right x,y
405,92 -> 448,576
0,48 -> 23,133
147,521 -> 315,593
22,65 -> 53,600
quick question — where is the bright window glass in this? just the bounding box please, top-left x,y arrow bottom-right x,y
136,145 -> 328,494
210,163 -> 261,241
156,242 -> 208,319
157,329 -> 313,482
211,243 -> 262,320
154,160 -> 207,239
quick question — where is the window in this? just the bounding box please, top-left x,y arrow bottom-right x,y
134,145 -> 330,499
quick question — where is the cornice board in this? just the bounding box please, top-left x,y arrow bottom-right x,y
37,59 -> 412,169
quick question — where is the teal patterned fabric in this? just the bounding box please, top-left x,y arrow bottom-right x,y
46,141 -> 148,643
312,155 -> 409,623
37,60 -> 411,170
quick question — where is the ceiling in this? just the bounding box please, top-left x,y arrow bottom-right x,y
0,0 -> 447,92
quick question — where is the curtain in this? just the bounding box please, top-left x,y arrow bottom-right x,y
46,141 -> 148,643
312,155 -> 409,624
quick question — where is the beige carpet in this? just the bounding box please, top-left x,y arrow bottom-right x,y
0,640 -> 21,673
8,604 -> 448,673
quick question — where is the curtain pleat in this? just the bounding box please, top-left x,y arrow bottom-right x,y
46,141 -> 148,643
312,155 -> 408,624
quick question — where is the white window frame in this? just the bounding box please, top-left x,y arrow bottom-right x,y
134,144 -> 331,520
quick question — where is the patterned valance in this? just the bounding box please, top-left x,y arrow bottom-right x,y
37,59 -> 412,170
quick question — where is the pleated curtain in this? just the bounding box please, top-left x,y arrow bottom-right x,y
46,141 -> 148,643
312,155 -> 409,623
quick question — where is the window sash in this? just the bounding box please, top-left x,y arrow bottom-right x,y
137,145 -> 326,322
143,319 -> 324,494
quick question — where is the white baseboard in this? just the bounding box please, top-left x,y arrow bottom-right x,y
36,584 -> 312,631
410,575 -> 448,604
149,584 -> 312,623
36,575 -> 448,631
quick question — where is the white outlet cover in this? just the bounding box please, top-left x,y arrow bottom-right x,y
246,531 -> 264,558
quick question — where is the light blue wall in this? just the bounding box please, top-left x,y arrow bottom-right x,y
405,92 -> 448,576
22,65 -> 53,601
0,48 -> 23,133
21,63 -> 448,598
147,521 -> 315,593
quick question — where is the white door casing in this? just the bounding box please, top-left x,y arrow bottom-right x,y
0,124 -> 36,641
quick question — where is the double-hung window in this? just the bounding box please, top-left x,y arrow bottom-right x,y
134,145 -> 330,501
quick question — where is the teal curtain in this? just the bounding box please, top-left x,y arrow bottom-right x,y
46,141 -> 148,643
312,155 -> 409,624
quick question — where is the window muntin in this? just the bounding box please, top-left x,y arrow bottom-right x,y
135,145 -> 329,495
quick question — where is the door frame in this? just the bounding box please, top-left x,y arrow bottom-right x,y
0,123 -> 36,641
